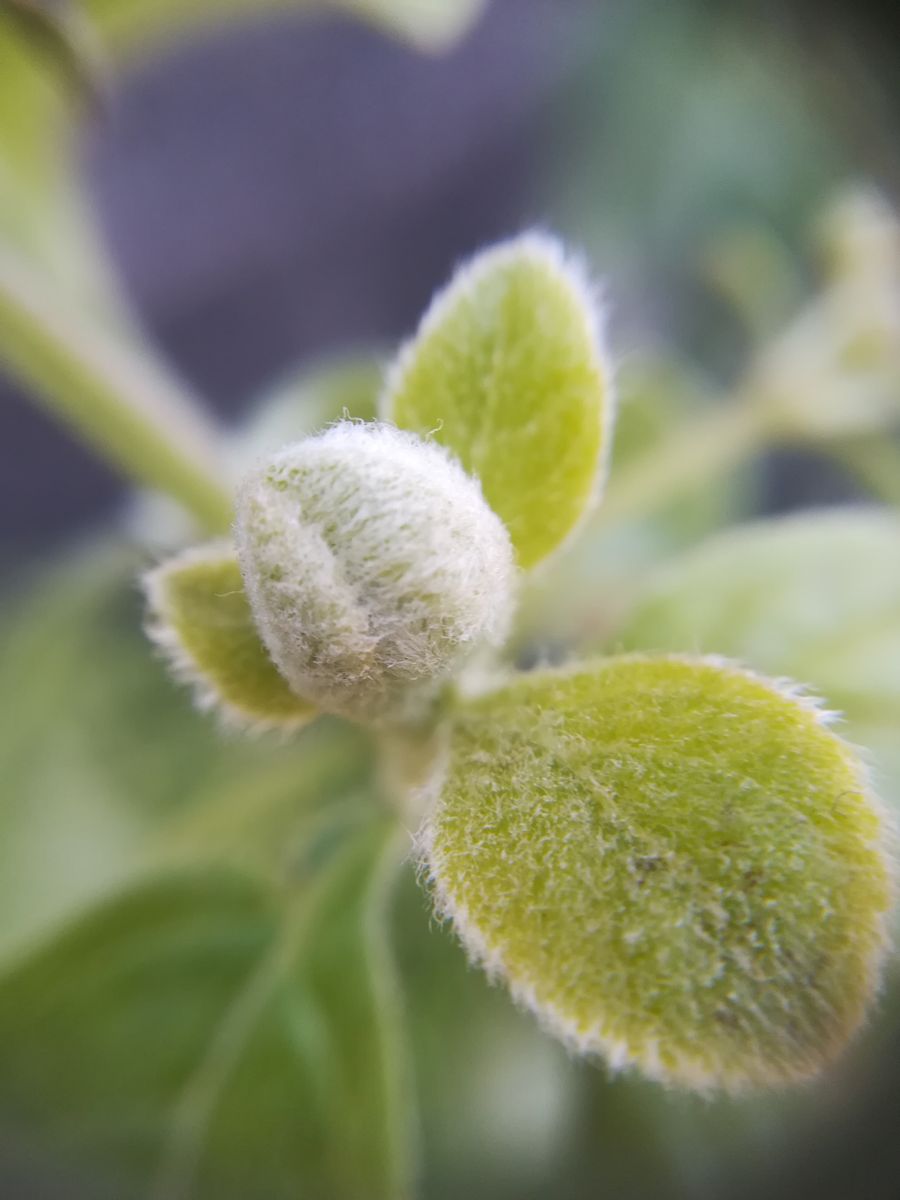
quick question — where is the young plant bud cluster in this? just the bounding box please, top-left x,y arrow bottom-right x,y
235,422 -> 515,724
143,232 -> 894,1099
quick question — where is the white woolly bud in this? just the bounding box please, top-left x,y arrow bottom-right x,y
235,422 -> 516,724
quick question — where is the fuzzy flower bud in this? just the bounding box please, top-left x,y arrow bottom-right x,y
235,422 -> 515,724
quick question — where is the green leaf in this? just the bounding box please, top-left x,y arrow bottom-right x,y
383,233 -> 613,569
144,543 -> 317,733
425,655 -> 892,1090
0,542 -> 371,960
0,544 -> 223,957
612,509 -> 900,805
0,816 -> 415,1200
0,539 -> 405,1195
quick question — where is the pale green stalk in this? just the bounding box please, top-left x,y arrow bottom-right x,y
0,241 -> 234,532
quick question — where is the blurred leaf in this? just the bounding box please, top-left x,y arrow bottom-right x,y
312,0 -> 486,50
385,233 -> 612,569
0,22 -> 112,302
817,188 -> 900,295
0,542 -> 370,959
428,655 -> 890,1089
701,224 -> 803,341
748,193 -> 900,446
0,815 -> 415,1200
1,0 -> 107,109
552,0 -> 842,313
394,869 -> 581,1200
600,353 -> 757,542
144,543 -> 317,733
612,509 -> 900,805
233,354 -> 382,472
0,543 -> 197,958
86,0 -> 485,54
751,280 -> 900,443
0,22 -> 231,536
0,543 -> 407,1198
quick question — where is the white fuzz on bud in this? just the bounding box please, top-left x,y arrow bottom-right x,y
235,422 -> 516,724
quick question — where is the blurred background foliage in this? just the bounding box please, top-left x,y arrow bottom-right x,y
1,0 -> 900,1197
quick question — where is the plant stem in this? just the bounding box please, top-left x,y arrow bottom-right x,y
598,397 -> 769,528
376,722 -> 446,829
0,241 -> 234,533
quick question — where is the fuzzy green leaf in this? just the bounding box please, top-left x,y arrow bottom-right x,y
0,817 -> 415,1200
612,509 -> 900,805
144,543 -> 316,732
383,233 -> 613,569
425,655 -> 893,1090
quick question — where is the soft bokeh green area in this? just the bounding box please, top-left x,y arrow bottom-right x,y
1,1 -> 900,1198
613,510 -> 900,809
